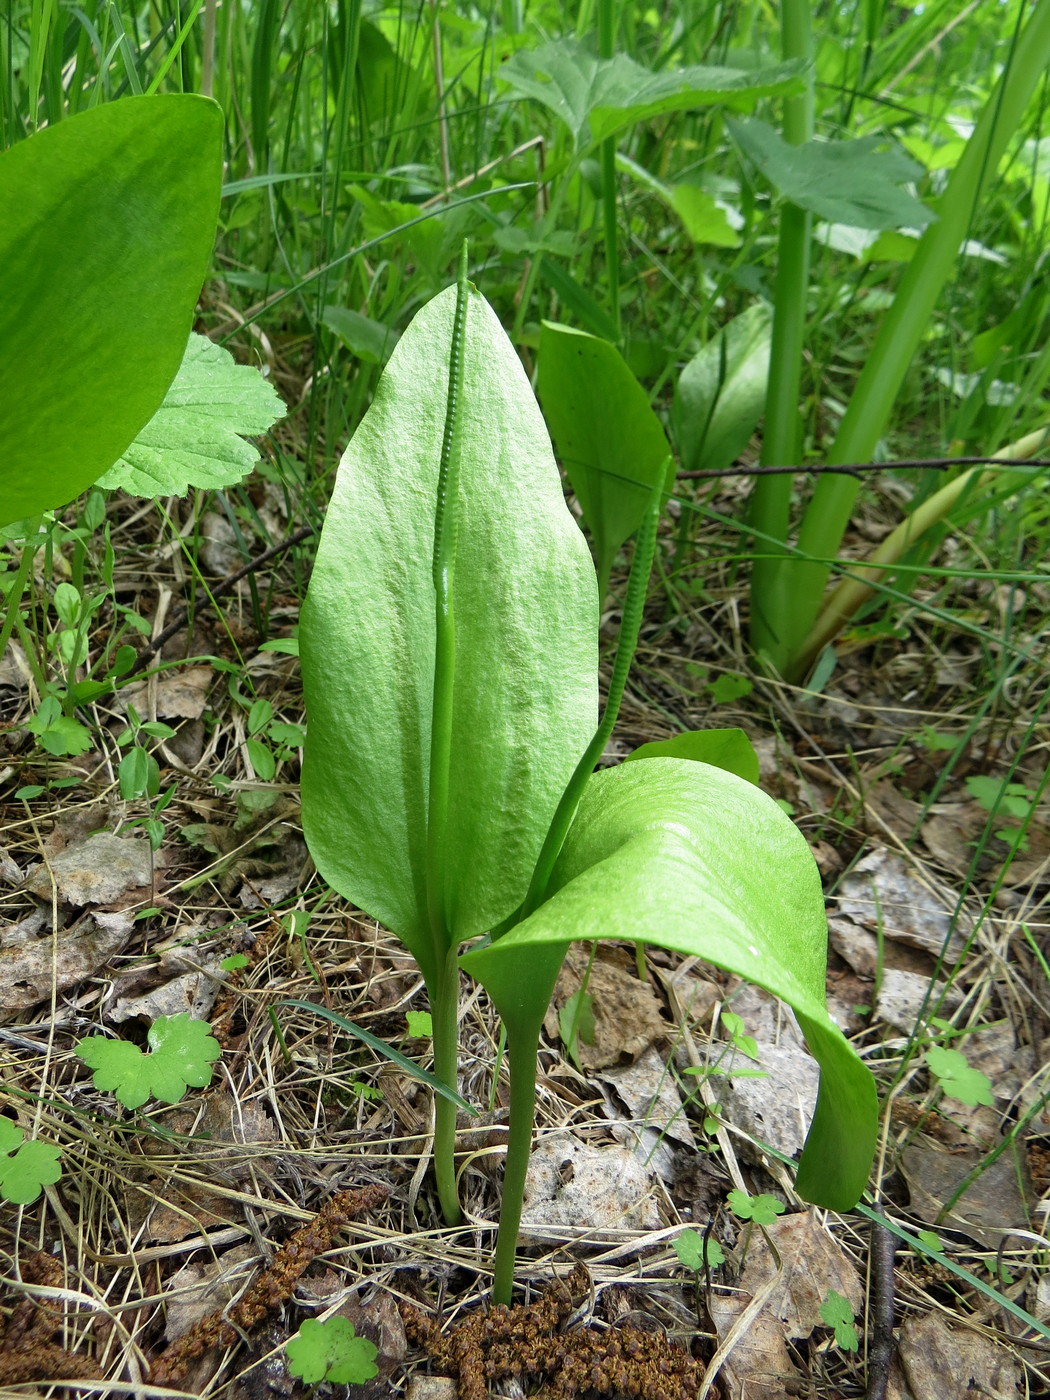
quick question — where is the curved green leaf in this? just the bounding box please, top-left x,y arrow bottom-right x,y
0,95 -> 223,526
538,321 -> 671,597
674,303 -> 772,475
462,759 -> 877,1211
625,727 -> 760,784
300,282 -> 597,971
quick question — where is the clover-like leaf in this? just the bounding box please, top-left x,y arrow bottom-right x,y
820,1290 -> 860,1351
674,1229 -> 725,1271
98,334 -> 285,498
0,1120 -> 62,1205
727,1188 -> 785,1224
925,1046 -> 994,1107
75,1014 -> 220,1109
286,1317 -> 379,1386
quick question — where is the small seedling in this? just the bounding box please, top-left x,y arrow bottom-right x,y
720,1010 -> 760,1061
674,1228 -> 725,1271
405,1010 -> 433,1037
0,1121 -> 62,1205
819,1290 -> 859,1351
285,1316 -> 379,1385
76,1014 -> 221,1109
916,1228 -> 944,1252
221,953 -> 250,972
727,1189 -> 785,1225
925,1046 -> 994,1107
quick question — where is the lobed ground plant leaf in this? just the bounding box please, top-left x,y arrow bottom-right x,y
99,333 -> 285,497
76,1014 -> 221,1110
0,1120 -> 62,1206
499,39 -> 806,153
727,119 -> 935,230
0,95 -> 222,526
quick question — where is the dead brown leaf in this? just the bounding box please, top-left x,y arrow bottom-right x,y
737,1208 -> 863,1339
833,849 -> 968,960
900,1142 -> 1033,1249
898,1311 -> 1020,1400
544,946 -> 670,1070
707,1290 -> 800,1400
23,830 -> 154,907
0,908 -> 133,1020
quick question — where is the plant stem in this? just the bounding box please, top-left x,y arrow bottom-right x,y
793,422 -> 1050,674
747,0 -> 812,673
425,244 -> 471,1225
491,1019 -> 541,1303
597,0 -> 620,339
430,948 -> 463,1227
512,461 -> 668,926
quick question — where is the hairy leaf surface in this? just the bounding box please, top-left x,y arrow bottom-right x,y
300,284 -> 597,969
462,759 -> 877,1211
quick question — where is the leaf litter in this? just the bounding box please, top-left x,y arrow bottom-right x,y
2,460 -> 1049,1398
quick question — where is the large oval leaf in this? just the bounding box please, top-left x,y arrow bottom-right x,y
462,758 -> 877,1211
0,95 -> 223,526
300,283 -> 598,970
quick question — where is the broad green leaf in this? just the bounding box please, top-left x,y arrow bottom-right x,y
728,1188 -> 785,1223
75,1014 -> 220,1109
499,39 -> 805,152
538,321 -> 671,597
0,96 -> 223,526
462,760 -> 878,1211
625,728 -> 760,784
300,283 -> 597,974
728,119 -> 934,231
674,304 -> 772,476
617,154 -> 742,249
98,334 -> 285,497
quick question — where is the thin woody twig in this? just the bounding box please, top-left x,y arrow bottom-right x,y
867,1205 -> 897,1400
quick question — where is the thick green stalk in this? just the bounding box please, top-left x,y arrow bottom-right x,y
782,0 -> 1050,679
747,0 -> 813,671
429,948 -> 463,1227
425,244 -> 470,1226
513,463 -> 667,927
491,1017 -> 541,1303
597,0 -> 620,339
793,423 -> 1050,674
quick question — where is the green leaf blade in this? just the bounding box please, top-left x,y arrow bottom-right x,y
0,96 -> 223,526
300,283 -> 598,965
538,322 -> 671,595
462,759 -> 878,1211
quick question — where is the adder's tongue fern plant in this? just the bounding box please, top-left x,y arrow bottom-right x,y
299,246 -> 878,1301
